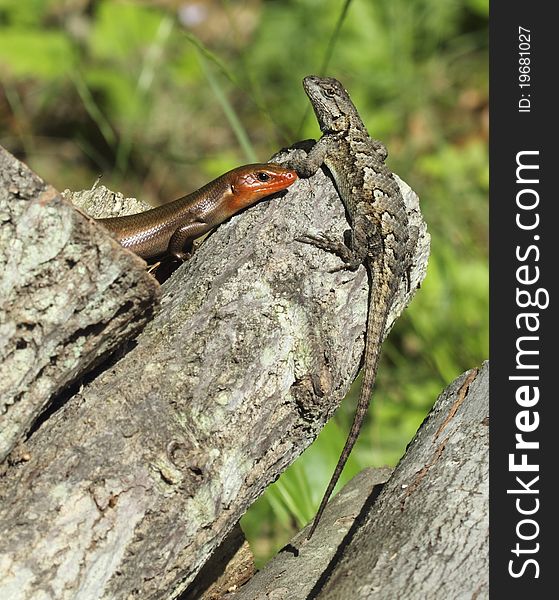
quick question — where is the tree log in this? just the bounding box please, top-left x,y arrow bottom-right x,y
0,146 -> 160,463
0,148 -> 429,599
229,363 -> 489,599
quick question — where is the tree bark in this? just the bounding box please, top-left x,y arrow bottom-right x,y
0,147 -> 429,599
229,363 -> 489,600
0,146 -> 160,463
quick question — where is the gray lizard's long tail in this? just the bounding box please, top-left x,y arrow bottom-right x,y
306,271 -> 396,539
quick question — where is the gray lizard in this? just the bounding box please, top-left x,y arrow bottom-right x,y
287,75 -> 417,539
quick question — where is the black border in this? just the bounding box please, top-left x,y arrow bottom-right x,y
490,2 -> 555,595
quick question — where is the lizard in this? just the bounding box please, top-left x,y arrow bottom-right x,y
286,75 -> 416,539
95,164 -> 297,261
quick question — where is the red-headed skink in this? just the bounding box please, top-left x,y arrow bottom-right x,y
96,163 -> 297,260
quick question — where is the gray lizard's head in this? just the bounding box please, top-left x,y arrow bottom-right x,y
302,75 -> 366,133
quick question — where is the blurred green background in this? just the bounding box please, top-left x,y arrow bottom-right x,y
0,0 -> 488,565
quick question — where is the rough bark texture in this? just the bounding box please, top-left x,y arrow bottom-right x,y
183,524 -> 256,600
229,467 -> 393,600
0,147 -> 429,599
320,362 -> 489,599
0,146 -> 160,462
64,184 -> 152,219
230,363 -> 489,600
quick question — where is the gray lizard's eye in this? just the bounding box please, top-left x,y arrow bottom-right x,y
256,172 -> 271,182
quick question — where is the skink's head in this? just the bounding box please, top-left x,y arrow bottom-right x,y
228,163 -> 298,208
302,75 -> 365,134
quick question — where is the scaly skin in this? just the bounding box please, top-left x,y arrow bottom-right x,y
96,163 -> 297,260
288,76 -> 416,539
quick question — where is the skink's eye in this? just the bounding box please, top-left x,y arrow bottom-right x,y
256,172 -> 271,182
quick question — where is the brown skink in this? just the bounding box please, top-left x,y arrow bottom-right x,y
96,163 -> 297,260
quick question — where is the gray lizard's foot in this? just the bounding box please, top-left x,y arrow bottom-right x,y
296,233 -> 362,272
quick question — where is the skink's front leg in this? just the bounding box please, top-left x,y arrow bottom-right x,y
168,221 -> 210,261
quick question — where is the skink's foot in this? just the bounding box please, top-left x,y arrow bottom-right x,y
171,250 -> 192,262
147,261 -> 161,275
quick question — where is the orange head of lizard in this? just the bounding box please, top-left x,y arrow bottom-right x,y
228,163 -> 298,211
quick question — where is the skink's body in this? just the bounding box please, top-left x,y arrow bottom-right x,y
97,163 -> 297,260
